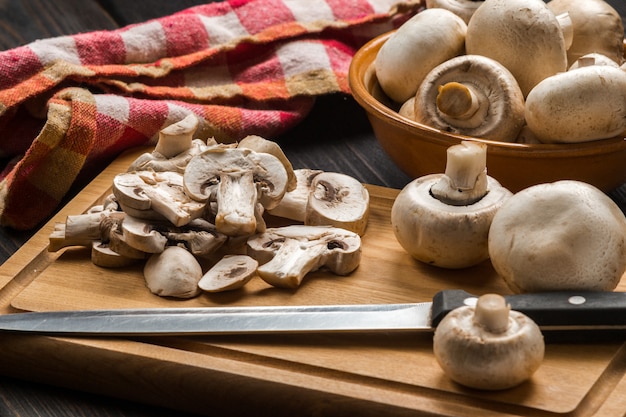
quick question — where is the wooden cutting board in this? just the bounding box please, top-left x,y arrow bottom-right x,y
1,146 -> 626,417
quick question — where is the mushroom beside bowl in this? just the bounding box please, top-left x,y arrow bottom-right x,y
348,31 -> 626,193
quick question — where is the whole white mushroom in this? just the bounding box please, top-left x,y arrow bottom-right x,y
434,293 -> 544,390
391,141 -> 512,269
375,8 -> 466,103
488,180 -> 626,293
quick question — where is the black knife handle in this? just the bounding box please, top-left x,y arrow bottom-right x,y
430,289 -> 626,330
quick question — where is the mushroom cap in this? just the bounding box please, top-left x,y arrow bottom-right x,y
413,54 -> 525,142
465,0 -> 567,96
375,8 -> 467,103
488,180 -> 626,293
524,65 -> 626,143
433,302 -> 544,390
391,174 -> 512,269
547,0 -> 625,66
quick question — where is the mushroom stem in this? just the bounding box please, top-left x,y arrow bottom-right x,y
473,294 -> 511,333
430,141 -> 488,205
436,82 -> 481,119
214,171 -> 258,236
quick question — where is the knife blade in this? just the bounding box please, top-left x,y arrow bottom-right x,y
1,289 -> 626,337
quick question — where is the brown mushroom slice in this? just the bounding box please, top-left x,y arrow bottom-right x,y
237,135 -> 297,192
164,218 -> 228,257
433,293 -> 544,390
305,172 -> 370,236
547,0 -> 624,66
113,171 -> 205,227
425,0 -> 484,24
247,225 -> 362,289
198,255 -> 259,292
466,0 -> 567,97
107,228 -> 149,260
183,147 -> 288,236
91,241 -> 138,268
120,215 -> 168,254
143,245 -> 202,299
414,55 -> 525,142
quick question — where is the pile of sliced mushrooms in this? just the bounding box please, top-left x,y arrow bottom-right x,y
49,114 -> 370,297
377,0 -> 626,144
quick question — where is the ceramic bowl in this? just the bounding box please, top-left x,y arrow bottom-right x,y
348,31 -> 626,193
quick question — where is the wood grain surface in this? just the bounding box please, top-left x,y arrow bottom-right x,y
0,1 -> 624,417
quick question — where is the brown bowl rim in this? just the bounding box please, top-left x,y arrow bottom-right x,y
348,31 -> 626,159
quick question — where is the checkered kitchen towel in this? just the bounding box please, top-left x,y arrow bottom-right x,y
0,0 -> 421,230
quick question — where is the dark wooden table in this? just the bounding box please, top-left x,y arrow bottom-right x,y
0,1 -> 624,416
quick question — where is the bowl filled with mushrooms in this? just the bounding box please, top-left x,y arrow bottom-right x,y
348,0 -> 626,193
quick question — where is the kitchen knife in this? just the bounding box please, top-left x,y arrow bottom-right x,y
1,289 -> 626,336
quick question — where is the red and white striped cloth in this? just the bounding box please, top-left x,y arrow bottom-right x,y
0,0 -> 421,230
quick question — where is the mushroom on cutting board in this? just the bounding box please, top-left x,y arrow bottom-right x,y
143,245 -> 203,299
183,147 -> 288,236
112,170 -> 205,227
247,225 -> 362,289
547,0 -> 624,66
488,180 -> 626,293
413,54 -> 525,142
433,293 -> 544,390
267,168 -> 323,222
391,141 -> 512,269
524,65 -> 626,143
425,0 -> 484,24
375,8 -> 467,103
198,255 -> 259,292
465,0 -> 567,97
306,172 -> 370,236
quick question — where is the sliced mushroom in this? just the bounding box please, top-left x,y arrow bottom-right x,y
154,113 -> 199,158
128,139 -> 208,174
120,215 -> 168,254
198,254 -> 259,292
164,218 -> 228,257
237,135 -> 297,192
48,210 -> 124,252
466,0 -> 567,96
91,241 -> 138,268
113,170 -> 205,227
375,8 -> 467,103
247,225 -> 362,289
413,55 -> 526,142
143,245 -> 202,299
183,147 -> 289,236
267,169 -> 323,222
305,172 -> 370,236
433,293 -> 544,390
